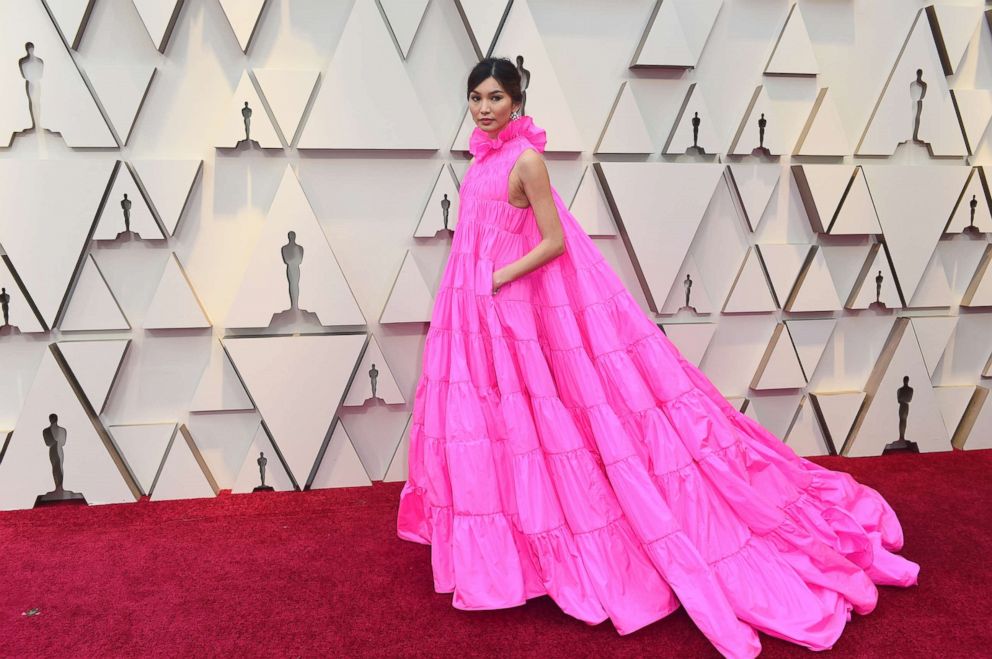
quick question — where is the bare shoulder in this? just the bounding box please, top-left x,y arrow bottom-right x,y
512,148 -> 548,180
516,148 -> 544,166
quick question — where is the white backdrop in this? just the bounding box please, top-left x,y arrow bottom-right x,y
1,0 -> 991,510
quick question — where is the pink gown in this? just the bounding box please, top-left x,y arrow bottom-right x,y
396,115 -> 919,659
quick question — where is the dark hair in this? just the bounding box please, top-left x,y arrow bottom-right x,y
466,57 -> 523,108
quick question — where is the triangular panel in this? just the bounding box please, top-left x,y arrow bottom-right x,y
660,255 -> 714,315
46,0 -> 96,49
820,243 -> 875,307
750,323 -> 806,390
862,165 -> 970,304
596,162 -> 724,313
792,164 -> 855,234
414,164 -> 461,237
764,4 -> 818,76
343,334 -> 405,406
830,167 -> 881,236
86,65 -> 156,145
216,70 -> 281,149
951,89 -> 992,155
131,159 -> 202,236
226,166 -> 366,329
253,68 -> 319,146
109,423 -> 176,495
0,347 -> 137,510
857,11 -> 967,156
845,243 -> 901,310
788,248 -> 842,312
189,340 -> 253,413
185,412 -> 261,490
946,168 -> 992,234
785,396 -> 832,456
299,0 -> 437,149
951,386 -> 992,450
723,247 -> 777,313
568,166 -> 617,237
909,249 -> 952,309
93,162 -> 165,241
218,0 -> 268,52
756,244 -> 810,309
594,81 -> 654,154
933,385 -> 975,440
844,319 -> 950,456
0,160 -> 116,328
794,88 -> 850,156
379,0 -> 429,59
660,322 -> 716,367
151,425 -> 218,500
309,420 -> 372,489
663,83 -> 720,155
926,5 -> 982,76
0,258 -> 45,333
784,319 -> 836,381
0,1 -> 115,146
453,0 -> 512,58
729,84 -> 818,156
142,253 -> 210,329
745,393 -> 803,439
132,0 -> 185,53
631,0 -> 722,70
726,163 -> 780,232
382,414 -> 412,482
59,255 -> 130,332
630,0 -> 693,68
809,392 -> 864,454
224,334 -> 368,488
379,250 -> 434,324
56,339 -> 130,414
232,424 -> 295,493
961,245 -> 992,307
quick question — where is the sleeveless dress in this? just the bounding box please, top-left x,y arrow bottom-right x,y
396,115 -> 919,659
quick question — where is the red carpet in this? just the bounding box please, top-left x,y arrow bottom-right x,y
1,449 -> 989,658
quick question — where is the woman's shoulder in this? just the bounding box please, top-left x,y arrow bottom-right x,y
515,146 -> 544,162
509,146 -> 546,177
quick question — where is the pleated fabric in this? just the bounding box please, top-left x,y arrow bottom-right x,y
396,115 -> 919,659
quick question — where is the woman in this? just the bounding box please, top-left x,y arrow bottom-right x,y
396,57 -> 919,659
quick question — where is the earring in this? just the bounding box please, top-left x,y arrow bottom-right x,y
510,109 -> 520,121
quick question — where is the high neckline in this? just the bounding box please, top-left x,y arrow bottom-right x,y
469,115 -> 548,158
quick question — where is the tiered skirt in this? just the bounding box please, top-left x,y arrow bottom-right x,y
398,205 -> 919,659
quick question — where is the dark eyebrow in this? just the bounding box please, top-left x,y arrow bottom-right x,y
470,91 -> 503,96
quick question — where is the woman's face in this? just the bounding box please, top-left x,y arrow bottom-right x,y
469,76 -> 519,136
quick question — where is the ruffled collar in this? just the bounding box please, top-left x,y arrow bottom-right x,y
469,115 -> 547,158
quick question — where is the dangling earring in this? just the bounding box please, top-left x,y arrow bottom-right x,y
510,109 -> 521,121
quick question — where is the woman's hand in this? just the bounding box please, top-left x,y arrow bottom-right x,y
492,268 -> 506,294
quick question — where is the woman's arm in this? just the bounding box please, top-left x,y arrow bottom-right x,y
494,149 -> 565,290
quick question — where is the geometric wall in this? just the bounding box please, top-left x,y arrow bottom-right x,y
2,0 -> 992,510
